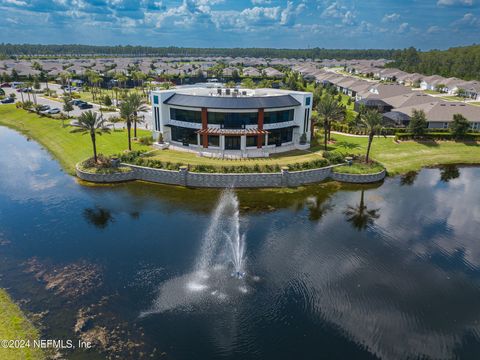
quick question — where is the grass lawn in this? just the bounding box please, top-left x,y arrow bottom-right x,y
329,133 -> 480,175
148,148 -> 325,167
0,289 -> 44,360
0,104 -> 151,174
333,161 -> 384,174
423,90 -> 442,95
441,96 -> 468,102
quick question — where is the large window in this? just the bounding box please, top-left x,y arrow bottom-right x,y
246,136 -> 258,147
170,108 -> 202,123
225,136 -> 241,150
170,125 -> 198,145
268,127 -> 293,146
208,112 -> 258,128
264,109 -> 294,124
208,135 -> 220,147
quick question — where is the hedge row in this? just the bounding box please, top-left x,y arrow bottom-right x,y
394,133 -> 480,141
116,150 -> 340,173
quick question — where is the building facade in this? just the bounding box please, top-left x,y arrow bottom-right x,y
151,87 -> 313,157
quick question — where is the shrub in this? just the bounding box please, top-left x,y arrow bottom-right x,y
138,136 -> 153,145
323,151 -> 345,164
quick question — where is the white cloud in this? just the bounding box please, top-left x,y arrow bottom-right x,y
382,13 -> 400,23
452,12 -> 480,27
397,22 -> 410,33
251,0 -> 272,4
427,25 -> 441,33
3,0 -> 28,6
437,0 -> 474,6
321,1 -> 357,26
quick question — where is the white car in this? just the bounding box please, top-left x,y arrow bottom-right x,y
47,108 -> 61,114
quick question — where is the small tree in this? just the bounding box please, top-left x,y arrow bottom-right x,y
103,95 -> 112,106
316,94 -> 345,150
409,109 -> 428,137
450,114 -> 470,139
71,111 -> 110,163
456,88 -> 468,100
62,97 -> 74,125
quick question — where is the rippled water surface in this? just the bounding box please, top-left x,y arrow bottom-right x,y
1,126 -> 480,360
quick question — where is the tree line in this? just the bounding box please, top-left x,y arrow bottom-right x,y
0,43 -> 395,60
388,45 -> 480,81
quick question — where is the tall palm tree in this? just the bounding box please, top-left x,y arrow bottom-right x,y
71,111 -> 110,162
344,190 -> 380,231
359,109 -> 383,162
316,94 -> 344,150
127,93 -> 148,138
119,99 -> 135,151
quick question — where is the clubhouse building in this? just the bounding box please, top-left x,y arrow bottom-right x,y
151,86 -> 313,157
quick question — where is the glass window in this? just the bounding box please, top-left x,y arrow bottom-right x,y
305,97 -> 311,106
208,135 -> 219,147
246,136 -> 258,147
153,95 -> 159,105
208,112 -> 258,128
225,136 -> 241,150
170,108 -> 202,123
170,125 -> 198,145
264,110 -> 294,124
268,127 -> 293,146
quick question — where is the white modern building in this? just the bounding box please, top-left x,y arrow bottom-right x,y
150,86 -> 313,158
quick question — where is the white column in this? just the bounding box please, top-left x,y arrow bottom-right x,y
220,135 -> 225,150
240,135 -> 246,151
265,133 -> 268,147
197,133 -> 201,146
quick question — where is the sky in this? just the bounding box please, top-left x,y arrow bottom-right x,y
0,0 -> 479,50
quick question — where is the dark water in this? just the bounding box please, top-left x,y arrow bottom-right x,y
1,125 -> 480,360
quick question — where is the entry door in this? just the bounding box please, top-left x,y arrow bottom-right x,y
225,136 -> 241,150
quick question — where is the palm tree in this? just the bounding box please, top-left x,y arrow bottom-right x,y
359,109 -> 383,163
127,93 -> 148,138
119,99 -> 135,151
71,111 -> 110,162
344,190 -> 380,231
316,94 -> 344,150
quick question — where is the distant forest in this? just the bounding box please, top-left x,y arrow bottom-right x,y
388,45 -> 480,81
0,43 -> 395,60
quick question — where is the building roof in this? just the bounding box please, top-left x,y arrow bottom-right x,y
395,101 -> 480,122
382,93 -> 439,108
383,111 -> 411,122
164,93 -> 301,109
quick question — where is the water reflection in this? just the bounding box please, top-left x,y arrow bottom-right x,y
400,170 -> 418,186
83,206 -> 115,229
344,190 -> 380,231
440,164 -> 460,182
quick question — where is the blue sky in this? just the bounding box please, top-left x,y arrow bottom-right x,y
0,0 -> 479,49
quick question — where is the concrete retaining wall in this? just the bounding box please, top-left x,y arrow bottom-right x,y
76,163 -> 386,188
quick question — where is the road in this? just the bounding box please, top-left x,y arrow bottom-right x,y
1,85 -> 153,131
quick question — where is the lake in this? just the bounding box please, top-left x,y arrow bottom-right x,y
1,125 -> 480,360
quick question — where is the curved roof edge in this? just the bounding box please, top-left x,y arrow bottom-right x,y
163,93 -> 301,109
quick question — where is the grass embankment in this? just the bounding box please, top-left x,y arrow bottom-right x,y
0,289 -> 44,360
0,105 -> 151,174
333,162 -> 384,174
329,133 -> 480,175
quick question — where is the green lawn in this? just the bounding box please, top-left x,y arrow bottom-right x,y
148,148 -> 324,167
0,105 -> 151,174
0,289 -> 44,360
329,133 -> 480,175
441,96 -> 468,102
423,90 -> 442,95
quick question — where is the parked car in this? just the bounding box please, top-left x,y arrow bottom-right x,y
70,99 -> 86,106
78,102 -> 93,109
38,105 -> 50,112
47,108 -> 60,114
1,97 -> 14,104
0,83 -> 10,88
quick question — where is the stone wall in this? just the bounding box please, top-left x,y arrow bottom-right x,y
76,163 -> 386,188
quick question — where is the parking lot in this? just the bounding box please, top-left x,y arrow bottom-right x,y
1,84 -> 152,130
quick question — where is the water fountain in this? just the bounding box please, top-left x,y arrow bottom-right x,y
196,189 -> 246,278
142,189 -> 249,316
